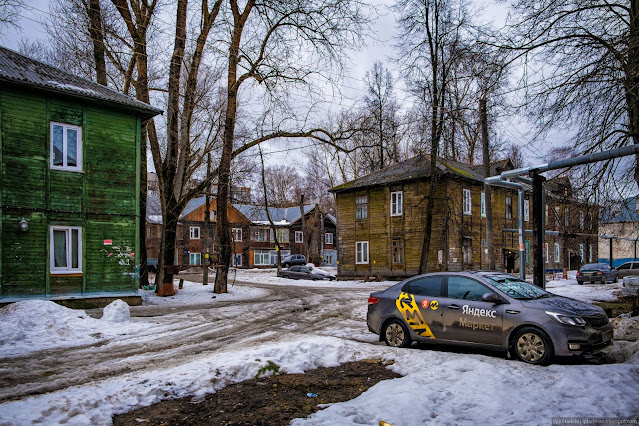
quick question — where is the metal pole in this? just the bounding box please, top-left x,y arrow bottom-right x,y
203,153 -> 211,285
518,187 -> 525,280
532,172 -> 546,289
609,237 -> 613,267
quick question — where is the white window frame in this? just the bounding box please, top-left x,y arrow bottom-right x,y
50,226 -> 83,274
325,233 -> 334,245
524,199 -> 530,222
480,192 -> 486,218
390,191 -> 403,216
579,243 -> 585,262
190,226 -> 200,240
463,189 -> 472,215
589,244 -> 593,262
356,241 -> 369,264
554,242 -> 560,263
50,122 -> 82,172
189,252 -> 201,265
545,243 -> 549,264
295,231 -> 303,243
254,249 -> 271,265
506,197 -> 512,219
355,196 -> 368,219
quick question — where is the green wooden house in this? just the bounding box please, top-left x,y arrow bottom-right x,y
0,46 -> 162,303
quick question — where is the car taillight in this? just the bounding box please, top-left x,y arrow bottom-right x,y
576,271 -> 580,277
368,297 -> 380,305
596,271 -> 603,275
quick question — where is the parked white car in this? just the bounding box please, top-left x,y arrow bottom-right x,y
622,276 -> 639,296
305,263 -> 336,281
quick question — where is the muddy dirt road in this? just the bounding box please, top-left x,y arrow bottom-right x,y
0,276 -> 382,404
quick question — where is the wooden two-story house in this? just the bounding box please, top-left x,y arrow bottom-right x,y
330,155 -> 598,278
0,46 -> 162,303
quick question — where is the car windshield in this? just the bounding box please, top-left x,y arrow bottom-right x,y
484,275 -> 551,300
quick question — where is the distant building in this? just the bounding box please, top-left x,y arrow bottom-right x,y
599,195 -> 639,267
330,155 -> 598,278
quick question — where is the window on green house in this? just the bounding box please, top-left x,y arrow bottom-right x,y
50,122 -> 82,172
50,226 -> 82,273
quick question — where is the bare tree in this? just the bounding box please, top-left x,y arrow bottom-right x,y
395,0 -> 470,273
212,0 -> 370,293
254,165 -> 300,207
502,0 -> 639,190
0,0 -> 23,34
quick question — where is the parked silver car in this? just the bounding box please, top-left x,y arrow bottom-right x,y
277,265 -> 324,280
367,271 -> 613,365
615,261 -> 639,279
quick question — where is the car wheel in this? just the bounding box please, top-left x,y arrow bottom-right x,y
383,319 -> 412,348
577,281 -> 583,285
512,327 -> 553,365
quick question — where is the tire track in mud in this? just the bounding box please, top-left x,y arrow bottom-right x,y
0,283 -> 372,403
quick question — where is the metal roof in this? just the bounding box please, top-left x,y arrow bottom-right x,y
330,155 -> 513,193
0,45 -> 162,119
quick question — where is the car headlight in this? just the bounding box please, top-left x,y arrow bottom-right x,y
545,311 -> 586,326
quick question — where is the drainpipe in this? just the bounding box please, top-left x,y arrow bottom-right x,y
484,178 -> 526,281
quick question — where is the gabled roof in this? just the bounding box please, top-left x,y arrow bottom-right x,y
232,204 -> 315,225
600,196 -> 639,223
330,155 -> 514,193
0,46 -> 162,119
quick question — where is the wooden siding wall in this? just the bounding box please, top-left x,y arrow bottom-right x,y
335,177 -> 599,278
1,87 -> 140,298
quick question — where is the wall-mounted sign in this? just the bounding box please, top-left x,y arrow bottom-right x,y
103,240 -> 113,245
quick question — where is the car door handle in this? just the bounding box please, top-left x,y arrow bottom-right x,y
447,304 -> 460,310
506,310 -> 520,314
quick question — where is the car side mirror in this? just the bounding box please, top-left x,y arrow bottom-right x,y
482,293 -> 502,305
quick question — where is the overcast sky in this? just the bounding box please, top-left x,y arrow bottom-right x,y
1,0 -> 562,169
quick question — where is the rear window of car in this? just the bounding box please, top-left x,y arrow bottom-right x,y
403,276 -> 443,297
618,263 -> 631,270
633,263 -> 639,269
446,276 -> 491,302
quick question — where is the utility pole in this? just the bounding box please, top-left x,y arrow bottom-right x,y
203,153 -> 211,285
480,98 -> 495,270
532,172 -> 546,288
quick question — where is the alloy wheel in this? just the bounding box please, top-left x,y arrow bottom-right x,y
516,332 -> 546,362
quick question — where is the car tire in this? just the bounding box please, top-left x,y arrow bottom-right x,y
512,327 -> 553,365
383,319 -> 412,348
577,281 -> 583,285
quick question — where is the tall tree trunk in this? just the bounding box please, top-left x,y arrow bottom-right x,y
87,0 -> 107,86
480,98 -> 495,270
628,0 -> 639,190
215,1 -> 255,294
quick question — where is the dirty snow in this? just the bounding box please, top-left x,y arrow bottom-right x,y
0,270 -> 638,425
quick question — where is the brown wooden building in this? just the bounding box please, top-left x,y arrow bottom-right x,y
330,155 -> 598,279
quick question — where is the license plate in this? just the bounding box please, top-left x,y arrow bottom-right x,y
602,330 -> 613,342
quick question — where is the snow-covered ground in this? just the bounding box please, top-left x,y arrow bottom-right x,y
0,270 -> 638,425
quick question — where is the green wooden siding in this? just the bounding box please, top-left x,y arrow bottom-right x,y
1,86 -> 141,298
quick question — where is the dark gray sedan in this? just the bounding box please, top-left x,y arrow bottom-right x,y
367,271 -> 613,365
577,263 -> 618,284
277,265 -> 324,280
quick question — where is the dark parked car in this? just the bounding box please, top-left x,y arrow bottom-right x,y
367,271 -> 613,365
280,254 -> 306,268
577,263 -> 618,284
278,265 -> 324,280
615,261 -> 639,279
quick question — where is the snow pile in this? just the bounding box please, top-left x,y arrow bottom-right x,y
0,300 -> 142,358
100,299 -> 130,323
546,277 -> 622,302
